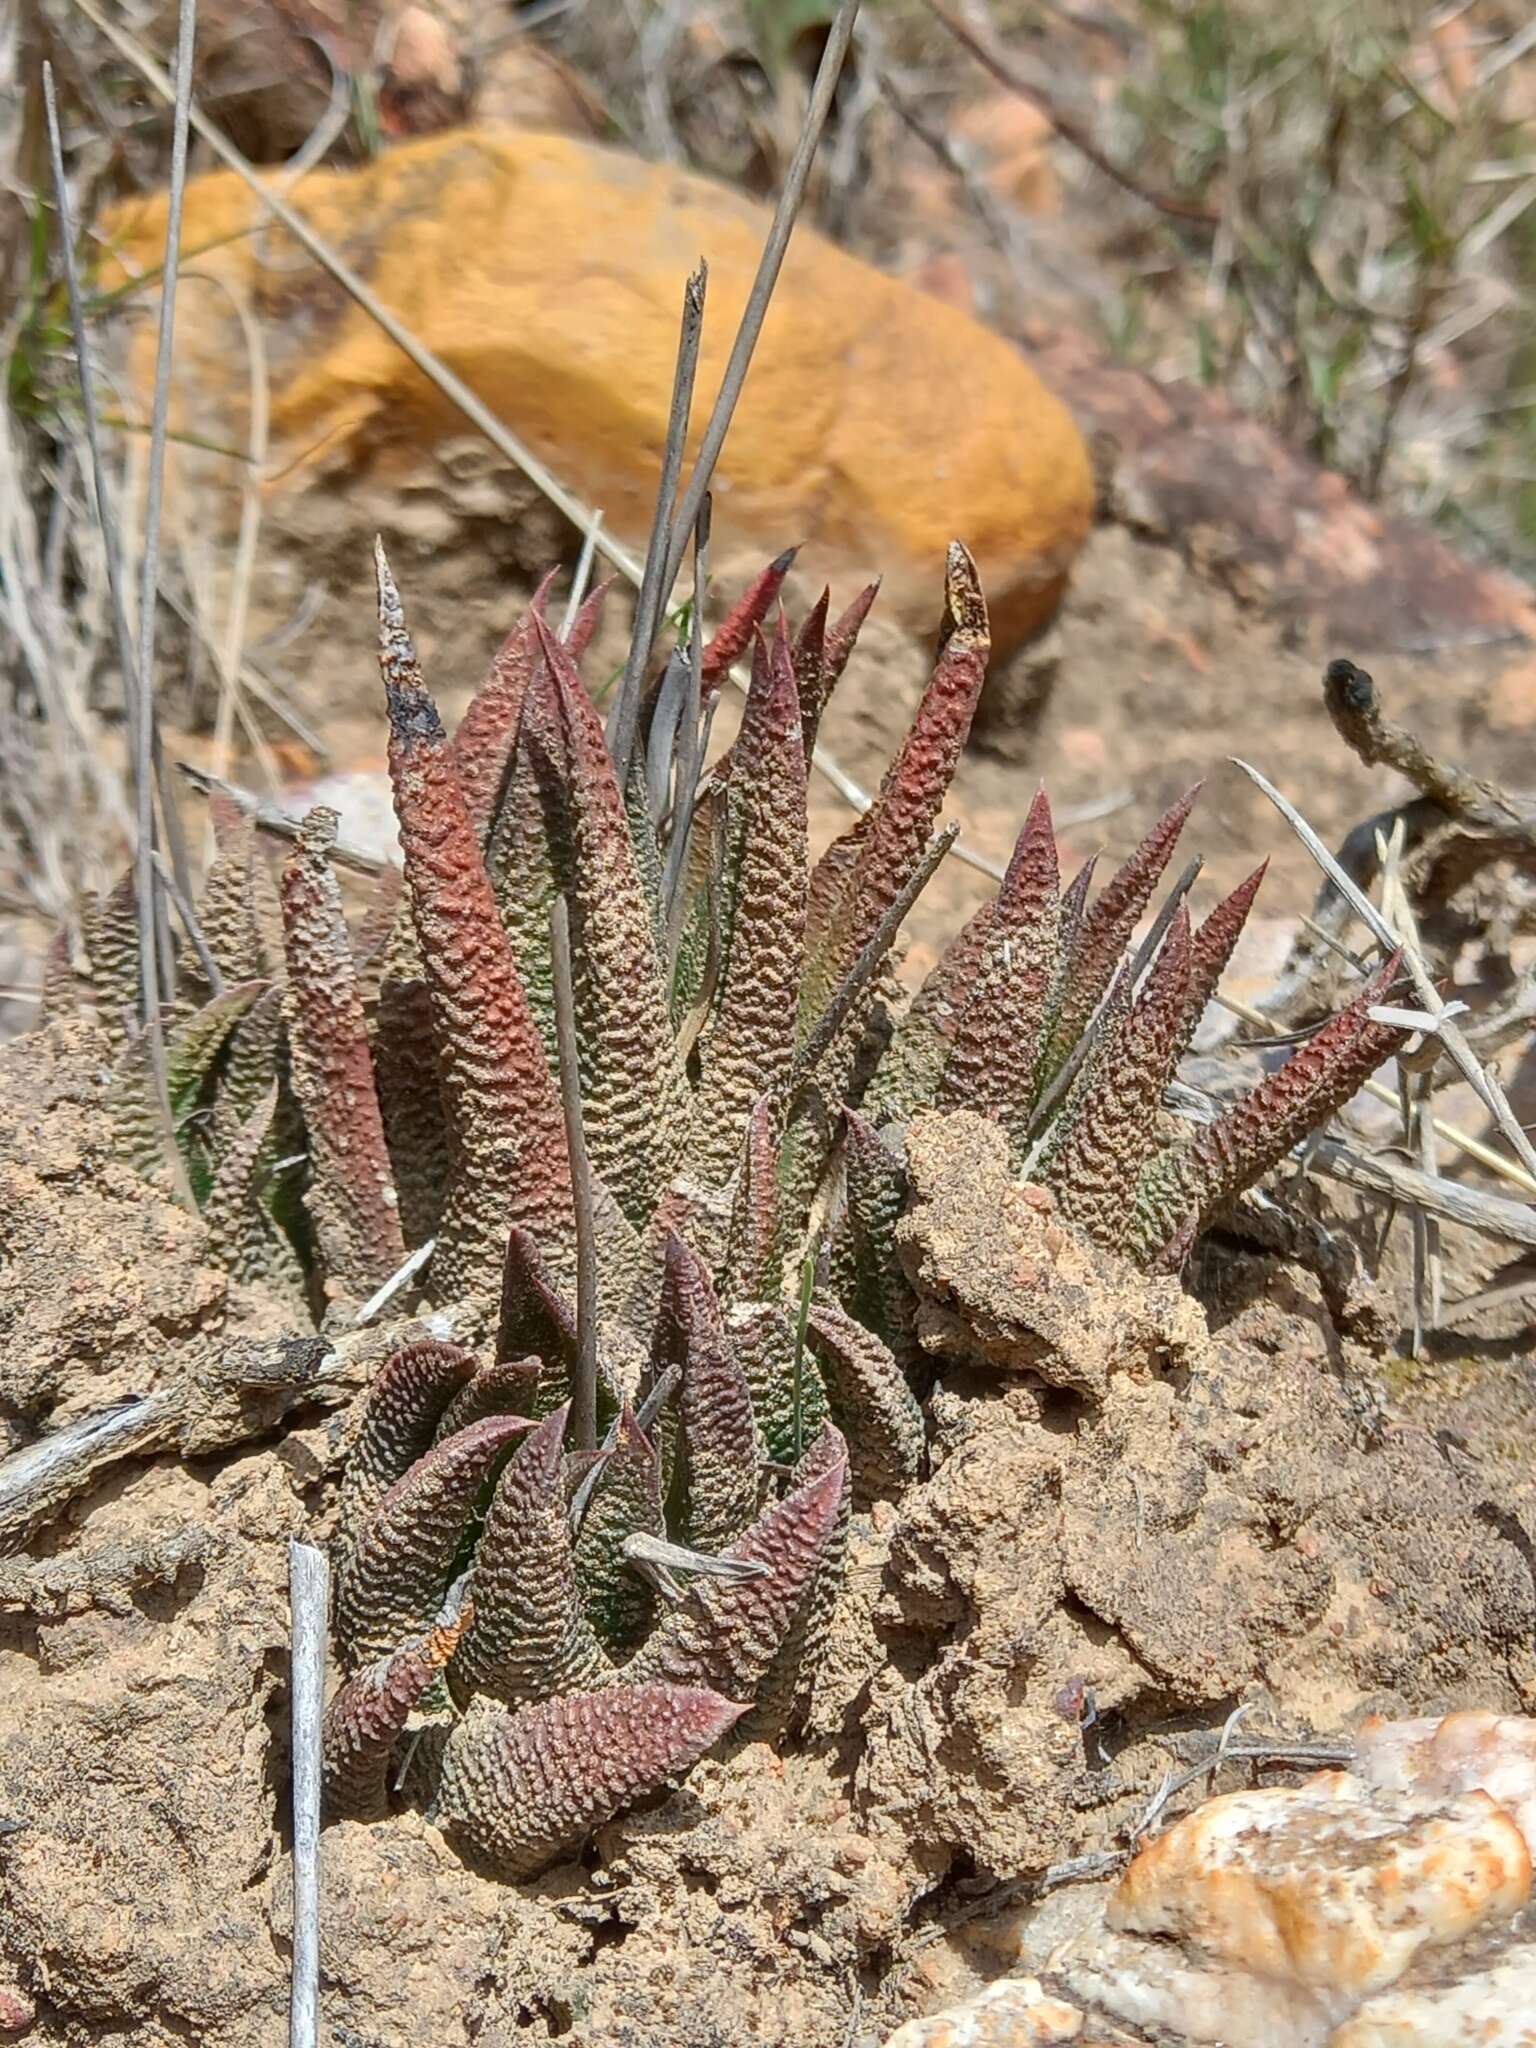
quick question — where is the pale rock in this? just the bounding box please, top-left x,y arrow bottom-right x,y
1106,1774 -> 1530,1998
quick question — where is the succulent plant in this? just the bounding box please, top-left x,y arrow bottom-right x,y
51,536 -> 1407,1872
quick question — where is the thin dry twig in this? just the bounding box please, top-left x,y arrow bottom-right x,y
41,61 -> 188,1204
177,765 -> 390,875
659,0 -> 863,603
287,1540 -> 327,2048
1235,757 -> 1536,1187
609,265 -> 706,779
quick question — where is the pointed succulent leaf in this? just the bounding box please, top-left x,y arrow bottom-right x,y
626,1428 -> 848,1700
201,1082 -> 304,1297
450,1404 -> 610,1706
720,1095 -> 785,1307
747,1422 -> 853,1736
1043,788 -> 1198,1075
377,541 -> 573,1296
565,574 -> 612,661
280,807 -> 405,1294
1174,862 -> 1267,1065
450,567 -> 557,840
806,547 -> 988,1013
526,615 -> 691,1221
107,978 -> 268,1177
827,1110 -> 913,1361
335,1413 -> 532,1670
436,1684 -> 745,1880
701,546 -> 797,693
822,579 -> 880,691
193,820 -> 271,987
805,1304 -> 923,1509
940,788 -> 1062,1125
372,966 -> 452,1249
212,983 -> 285,1139
435,1354 -> 540,1441
690,628 -> 808,1186
573,1404 -> 665,1655
84,868 -> 144,1039
799,578 -> 879,760
866,900 -> 995,1124
1132,950 -> 1408,1260
335,1337 -> 478,1578
653,1236 -> 760,1552
1044,908 -> 1194,1250
322,1587 -> 473,1820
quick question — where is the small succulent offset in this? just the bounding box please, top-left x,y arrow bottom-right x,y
56,536 -> 1405,1873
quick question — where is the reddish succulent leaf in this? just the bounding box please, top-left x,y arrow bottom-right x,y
690,623 -> 808,1185
437,1683 -> 745,1879
281,807 -> 405,1294
336,1337 -> 479,1580
1174,862 -> 1267,1064
563,574 -> 613,662
701,546 -> 798,693
450,1404 -> 610,1706
322,1590 -> 473,1820
377,541 -> 572,1297
805,544 -> 989,1011
1184,951 -> 1406,1214
653,1235 -> 760,1552
627,1427 -> 848,1699
528,614 -> 690,1223
372,964 -> 452,1250
721,1094 -> 785,1306
335,1412 -> 533,1670
940,788 -> 1062,1123
822,578 -> 880,690
749,1421 -> 853,1735
1046,908 -> 1193,1250
435,1354 -> 540,1441
1044,789 -> 1198,1074
450,566 -> 558,841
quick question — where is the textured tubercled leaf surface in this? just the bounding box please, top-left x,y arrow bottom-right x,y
335,1413 -> 533,1671
450,1405 -> 610,1706
654,1236 -> 761,1553
628,1428 -> 847,1701
322,1590 -> 473,1820
377,541 -> 573,1297
437,1685 -> 745,1880
280,807 -> 405,1294
335,1337 -> 478,1585
691,626 -> 808,1189
525,617 -> 690,1224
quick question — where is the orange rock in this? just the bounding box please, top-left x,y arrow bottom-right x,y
99,131 -> 1092,653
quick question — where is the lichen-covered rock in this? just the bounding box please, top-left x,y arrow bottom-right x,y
100,130 -> 1093,652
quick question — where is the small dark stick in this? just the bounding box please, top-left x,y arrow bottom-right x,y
549,897 -> 599,1453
